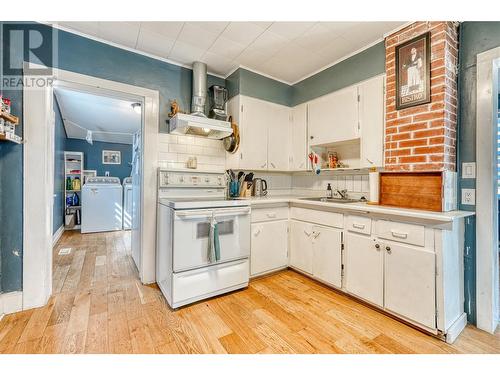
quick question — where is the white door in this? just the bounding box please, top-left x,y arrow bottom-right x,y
268,103 -> 291,171
312,225 -> 342,288
239,96 -> 269,170
384,241 -> 436,329
308,85 -> 359,146
290,103 -> 308,171
225,96 -> 240,170
344,232 -> 384,307
289,220 -> 313,274
250,221 -> 288,276
360,75 -> 385,168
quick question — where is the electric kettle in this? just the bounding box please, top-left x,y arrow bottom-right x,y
252,178 -> 268,197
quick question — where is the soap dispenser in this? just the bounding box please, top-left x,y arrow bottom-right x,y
326,183 -> 333,198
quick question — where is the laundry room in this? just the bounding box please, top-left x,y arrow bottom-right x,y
52,81 -> 142,268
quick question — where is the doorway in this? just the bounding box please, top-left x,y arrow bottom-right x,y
51,81 -> 143,284
22,66 -> 159,310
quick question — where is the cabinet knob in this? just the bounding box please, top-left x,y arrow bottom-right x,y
310,135 -> 314,140
385,246 -> 391,254
374,243 -> 380,250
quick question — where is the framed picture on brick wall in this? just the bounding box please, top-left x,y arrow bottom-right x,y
395,32 -> 431,110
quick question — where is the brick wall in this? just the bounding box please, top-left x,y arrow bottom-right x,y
385,22 -> 458,171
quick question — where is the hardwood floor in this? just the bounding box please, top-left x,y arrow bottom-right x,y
0,230 -> 499,354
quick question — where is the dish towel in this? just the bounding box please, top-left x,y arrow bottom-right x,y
208,214 -> 220,263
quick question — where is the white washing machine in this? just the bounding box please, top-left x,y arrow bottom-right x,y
122,177 -> 132,230
82,177 -> 123,233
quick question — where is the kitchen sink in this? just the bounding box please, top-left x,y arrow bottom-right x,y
299,197 -> 365,204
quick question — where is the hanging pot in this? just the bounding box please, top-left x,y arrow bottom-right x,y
223,116 -> 240,153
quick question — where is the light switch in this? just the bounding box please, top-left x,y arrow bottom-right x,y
462,162 -> 476,179
461,188 -> 476,205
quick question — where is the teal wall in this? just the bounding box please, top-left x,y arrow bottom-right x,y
292,41 -> 386,105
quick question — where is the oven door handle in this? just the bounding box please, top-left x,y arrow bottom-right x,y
175,207 -> 250,220
214,207 -> 251,218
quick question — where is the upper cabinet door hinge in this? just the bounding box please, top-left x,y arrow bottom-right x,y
357,94 -> 361,102
241,104 -> 244,113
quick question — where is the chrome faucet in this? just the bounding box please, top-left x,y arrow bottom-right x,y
335,189 -> 348,199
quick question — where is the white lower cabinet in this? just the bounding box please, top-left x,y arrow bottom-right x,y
290,220 -> 342,287
383,241 -> 436,329
250,220 -> 288,277
311,225 -> 342,288
345,232 -> 384,307
289,220 -> 313,274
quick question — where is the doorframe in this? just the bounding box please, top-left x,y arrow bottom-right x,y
23,65 -> 159,310
476,46 -> 500,333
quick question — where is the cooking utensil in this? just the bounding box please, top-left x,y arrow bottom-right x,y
223,116 -> 240,153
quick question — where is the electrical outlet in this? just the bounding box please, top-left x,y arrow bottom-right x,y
105,171 -> 110,177
461,188 -> 475,205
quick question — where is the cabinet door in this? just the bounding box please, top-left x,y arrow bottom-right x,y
268,103 -> 291,171
239,96 -> 269,170
308,85 -> 359,146
384,242 -> 436,329
359,75 -> 385,168
344,233 -> 384,307
289,220 -> 313,274
312,225 -> 342,288
290,103 -> 308,171
250,221 -> 288,276
225,96 -> 240,169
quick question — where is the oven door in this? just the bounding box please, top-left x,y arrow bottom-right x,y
172,206 -> 251,272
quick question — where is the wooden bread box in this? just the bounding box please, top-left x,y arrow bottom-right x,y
379,171 -> 457,212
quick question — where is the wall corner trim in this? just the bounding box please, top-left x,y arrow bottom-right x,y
52,225 -> 65,246
0,291 -> 24,315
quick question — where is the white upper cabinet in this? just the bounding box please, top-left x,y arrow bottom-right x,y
239,96 -> 269,170
359,75 -> 385,168
268,103 -> 291,171
290,103 -> 308,171
308,85 -> 359,147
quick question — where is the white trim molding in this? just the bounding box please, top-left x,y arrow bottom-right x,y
52,225 -> 64,246
0,291 -> 23,316
476,46 -> 500,333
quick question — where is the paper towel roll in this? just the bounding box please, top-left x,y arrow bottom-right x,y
369,172 -> 380,204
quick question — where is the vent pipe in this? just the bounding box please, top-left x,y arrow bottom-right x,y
191,61 -> 207,117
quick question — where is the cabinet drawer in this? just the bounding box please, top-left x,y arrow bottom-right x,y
290,207 -> 343,228
251,206 -> 288,223
346,215 -> 372,235
376,220 -> 425,247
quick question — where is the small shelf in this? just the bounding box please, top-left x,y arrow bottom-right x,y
65,190 -> 81,193
0,111 -> 19,125
0,133 -> 22,144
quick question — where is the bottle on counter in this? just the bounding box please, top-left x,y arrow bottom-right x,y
326,183 -> 333,198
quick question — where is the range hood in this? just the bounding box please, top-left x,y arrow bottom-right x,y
168,61 -> 232,139
169,113 -> 232,139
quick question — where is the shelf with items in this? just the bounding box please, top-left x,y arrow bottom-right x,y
1,104 -> 23,144
64,151 -> 84,230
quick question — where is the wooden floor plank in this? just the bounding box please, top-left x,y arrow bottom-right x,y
1,230 -> 498,354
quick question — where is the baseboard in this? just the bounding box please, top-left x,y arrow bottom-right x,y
0,291 -> 23,315
445,312 -> 467,344
52,225 -> 65,246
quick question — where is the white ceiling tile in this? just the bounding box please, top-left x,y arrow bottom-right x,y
168,40 -> 206,65
98,22 -> 140,48
294,23 -> 337,53
237,48 -> 270,68
320,22 -> 360,37
136,28 -> 176,59
251,22 -> 273,29
200,52 -> 237,76
140,22 -> 184,38
189,22 -> 229,35
176,23 -> 220,50
221,22 -> 267,45
57,22 -> 100,37
267,22 -> 316,40
317,36 -> 354,60
208,36 -> 247,60
246,30 -> 288,58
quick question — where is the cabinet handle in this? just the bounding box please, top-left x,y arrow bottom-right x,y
261,162 -> 267,168
266,213 -> 276,218
365,158 -> 374,164
253,228 -> 261,237
385,246 -> 391,254
352,223 -> 365,230
313,231 -> 321,239
271,162 -> 276,168
391,231 -> 408,239
304,230 -> 312,237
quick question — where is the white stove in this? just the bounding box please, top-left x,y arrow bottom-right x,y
156,169 -> 251,309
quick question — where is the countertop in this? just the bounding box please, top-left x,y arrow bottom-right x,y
238,194 -> 475,224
